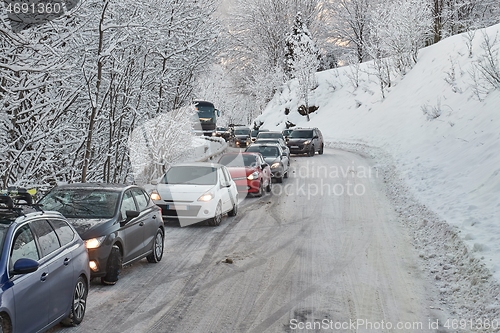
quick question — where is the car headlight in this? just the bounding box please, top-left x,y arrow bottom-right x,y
85,236 -> 106,249
247,171 -> 259,180
303,140 -> 311,145
150,190 -> 161,201
271,162 -> 280,169
198,192 -> 214,202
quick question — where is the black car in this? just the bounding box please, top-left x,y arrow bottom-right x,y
38,183 -> 165,285
0,188 -> 90,332
286,128 -> 324,156
214,127 -> 231,141
232,126 -> 252,148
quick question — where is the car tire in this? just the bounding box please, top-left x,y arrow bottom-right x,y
284,171 -> 288,178
308,146 -> 315,157
61,276 -> 88,326
208,202 -> 222,226
255,181 -> 264,197
228,199 -> 238,217
319,144 -> 324,155
102,245 -> 122,285
147,228 -> 164,263
266,179 -> 272,192
0,313 -> 12,333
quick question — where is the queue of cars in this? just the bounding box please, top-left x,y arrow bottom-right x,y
0,126 -> 323,332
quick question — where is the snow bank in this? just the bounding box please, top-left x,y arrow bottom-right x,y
256,23 -> 500,287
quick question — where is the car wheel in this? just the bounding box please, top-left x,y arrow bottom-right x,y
319,143 -> 324,155
228,199 -> 238,217
147,228 -> 164,263
255,181 -> 264,197
102,245 -> 122,285
208,201 -> 222,226
61,276 -> 88,326
308,146 -> 315,157
266,179 -> 272,192
0,314 -> 12,333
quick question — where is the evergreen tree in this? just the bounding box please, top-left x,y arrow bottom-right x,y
284,12 -> 320,121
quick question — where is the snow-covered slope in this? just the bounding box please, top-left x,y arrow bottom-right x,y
256,24 -> 500,280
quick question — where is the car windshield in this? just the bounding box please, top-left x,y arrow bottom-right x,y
161,166 -> 217,185
246,146 -> 279,158
38,188 -> 120,218
234,129 -> 250,135
219,154 -> 257,167
258,132 -> 282,139
289,130 -> 313,139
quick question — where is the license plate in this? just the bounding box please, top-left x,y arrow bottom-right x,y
167,204 -> 188,210
291,146 -> 299,148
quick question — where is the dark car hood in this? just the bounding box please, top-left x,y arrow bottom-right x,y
66,217 -> 116,240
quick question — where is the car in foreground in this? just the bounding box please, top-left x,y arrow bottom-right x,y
218,152 -> 272,197
253,138 -> 290,160
286,128 -> 324,156
245,144 -> 289,183
232,126 -> 252,148
38,183 -> 164,285
0,188 -> 89,332
151,163 -> 238,227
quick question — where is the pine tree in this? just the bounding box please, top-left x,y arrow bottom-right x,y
284,12 -> 319,121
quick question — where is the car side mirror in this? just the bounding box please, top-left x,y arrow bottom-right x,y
12,258 -> 39,275
261,163 -> 268,169
122,210 -> 140,225
282,152 -> 287,157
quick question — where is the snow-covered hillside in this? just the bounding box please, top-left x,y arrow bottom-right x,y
256,24 -> 500,281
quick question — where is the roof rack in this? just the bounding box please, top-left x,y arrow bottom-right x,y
0,187 -> 42,218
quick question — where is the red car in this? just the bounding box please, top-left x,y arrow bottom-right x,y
218,152 -> 272,197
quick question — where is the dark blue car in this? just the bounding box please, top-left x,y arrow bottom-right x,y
0,189 -> 90,332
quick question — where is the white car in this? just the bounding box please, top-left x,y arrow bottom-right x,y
150,163 -> 238,227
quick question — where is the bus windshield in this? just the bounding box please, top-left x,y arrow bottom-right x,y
196,102 -> 216,123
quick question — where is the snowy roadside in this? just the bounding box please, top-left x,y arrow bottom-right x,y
328,141 -> 500,332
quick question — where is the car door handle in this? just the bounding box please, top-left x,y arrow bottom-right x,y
40,272 -> 48,282
152,215 -> 156,219
139,222 -> 144,226
64,258 -> 71,266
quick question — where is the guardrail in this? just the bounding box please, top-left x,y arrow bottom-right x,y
197,136 -> 228,162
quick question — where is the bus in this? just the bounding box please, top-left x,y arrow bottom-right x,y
193,101 -> 220,136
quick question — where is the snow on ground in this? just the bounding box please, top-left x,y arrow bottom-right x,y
255,24 -> 500,325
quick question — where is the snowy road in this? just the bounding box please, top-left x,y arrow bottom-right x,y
51,148 -> 449,333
